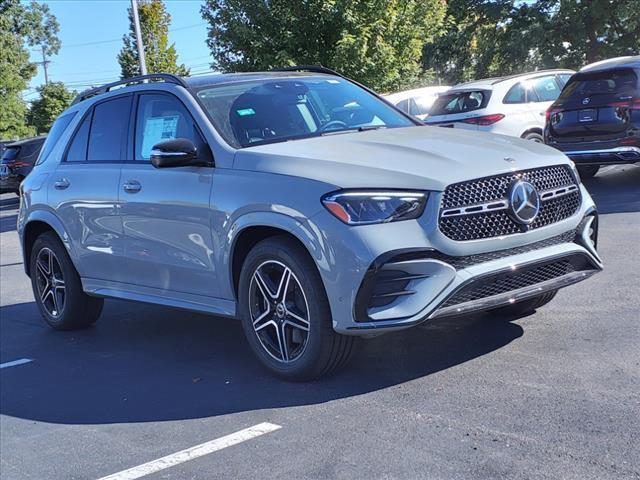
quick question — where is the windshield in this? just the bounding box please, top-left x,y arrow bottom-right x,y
195,76 -> 415,148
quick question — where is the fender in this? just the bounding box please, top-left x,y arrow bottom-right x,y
21,209 -> 78,275
222,210 -> 330,300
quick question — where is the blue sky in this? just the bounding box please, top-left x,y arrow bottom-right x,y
24,0 -> 212,101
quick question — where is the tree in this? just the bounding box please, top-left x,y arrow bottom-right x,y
423,0 -> 640,85
0,0 -> 60,139
118,0 -> 190,79
200,0 -> 447,92
28,82 -> 74,134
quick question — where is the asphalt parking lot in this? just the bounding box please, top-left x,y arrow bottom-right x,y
1,165 -> 639,480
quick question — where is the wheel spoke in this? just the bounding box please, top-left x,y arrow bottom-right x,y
51,287 -> 61,314
40,284 -> 52,303
275,267 -> 291,303
252,307 -> 271,328
48,251 -> 54,278
254,271 -> 277,300
284,309 -> 309,331
36,257 -> 50,278
276,323 -> 289,362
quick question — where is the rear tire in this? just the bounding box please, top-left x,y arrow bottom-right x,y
238,236 -> 356,381
523,132 -> 544,143
577,165 -> 600,179
30,231 -> 103,330
490,290 -> 557,318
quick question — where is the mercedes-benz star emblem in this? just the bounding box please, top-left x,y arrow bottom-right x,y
509,180 -> 540,225
582,97 -> 591,105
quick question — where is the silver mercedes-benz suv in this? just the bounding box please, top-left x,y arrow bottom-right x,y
18,67 -> 602,380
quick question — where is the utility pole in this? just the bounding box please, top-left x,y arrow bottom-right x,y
36,45 -> 50,84
131,0 -> 148,76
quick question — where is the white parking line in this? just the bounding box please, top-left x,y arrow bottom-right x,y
0,358 -> 33,369
97,422 -> 282,480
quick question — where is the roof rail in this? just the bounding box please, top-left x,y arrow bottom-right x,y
70,73 -> 189,106
271,65 -> 345,78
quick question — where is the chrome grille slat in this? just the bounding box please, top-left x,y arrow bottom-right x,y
439,165 -> 580,241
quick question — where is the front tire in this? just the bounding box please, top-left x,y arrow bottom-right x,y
238,236 -> 356,381
30,231 -> 103,330
490,290 -> 557,318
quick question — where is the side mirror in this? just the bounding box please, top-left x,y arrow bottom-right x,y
150,138 -> 211,168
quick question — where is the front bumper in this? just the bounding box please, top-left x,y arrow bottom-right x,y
309,184 -> 602,335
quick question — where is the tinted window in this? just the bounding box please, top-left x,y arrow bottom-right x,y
558,68 -> 638,105
430,90 -> 488,115
196,77 -> 414,148
504,83 -> 526,104
87,96 -> 132,161
135,94 -> 202,161
66,112 -> 92,162
529,76 -> 562,102
1,147 -> 20,162
558,74 -> 572,86
36,112 -> 76,165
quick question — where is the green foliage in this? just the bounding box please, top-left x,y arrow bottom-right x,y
118,0 -> 190,79
28,82 -> 74,134
200,0 -> 447,92
424,0 -> 640,85
0,0 -> 59,140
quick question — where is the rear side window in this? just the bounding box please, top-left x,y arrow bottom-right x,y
395,99 -> 409,113
503,83 -> 526,104
529,76 -> 562,102
66,113 -> 92,162
35,112 -> 76,165
558,68 -> 638,103
410,97 -> 433,116
87,96 -> 132,161
430,90 -> 489,115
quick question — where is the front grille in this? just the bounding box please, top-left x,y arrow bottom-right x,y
427,229 -> 576,269
440,254 -> 591,308
439,166 -> 580,241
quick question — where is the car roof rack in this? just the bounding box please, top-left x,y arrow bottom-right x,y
270,65 -> 345,78
70,73 -> 189,106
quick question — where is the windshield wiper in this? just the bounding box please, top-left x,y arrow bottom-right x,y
320,125 -> 387,136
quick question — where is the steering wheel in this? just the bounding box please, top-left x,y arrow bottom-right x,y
320,120 -> 348,132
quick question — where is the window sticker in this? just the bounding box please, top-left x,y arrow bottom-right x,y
236,108 -> 256,116
141,115 -> 179,158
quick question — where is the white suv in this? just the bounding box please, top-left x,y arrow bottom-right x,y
384,85 -> 451,120
425,70 -> 575,142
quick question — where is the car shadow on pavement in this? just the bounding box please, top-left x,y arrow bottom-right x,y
583,164 -> 640,214
0,299 -> 524,425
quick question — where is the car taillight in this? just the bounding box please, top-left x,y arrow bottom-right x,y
460,114 -> 505,126
545,107 -> 561,123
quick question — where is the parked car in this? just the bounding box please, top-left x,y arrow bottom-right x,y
18,68 -> 602,380
424,70 -> 575,142
544,56 -> 640,178
384,85 -> 451,120
0,136 -> 46,195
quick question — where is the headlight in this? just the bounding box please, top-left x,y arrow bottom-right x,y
322,190 -> 428,225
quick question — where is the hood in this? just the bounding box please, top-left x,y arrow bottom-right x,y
233,126 -> 572,191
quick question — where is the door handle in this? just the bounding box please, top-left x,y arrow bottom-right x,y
54,178 -> 70,190
123,180 -> 142,193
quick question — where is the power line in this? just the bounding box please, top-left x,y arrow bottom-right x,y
54,22 -> 207,49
